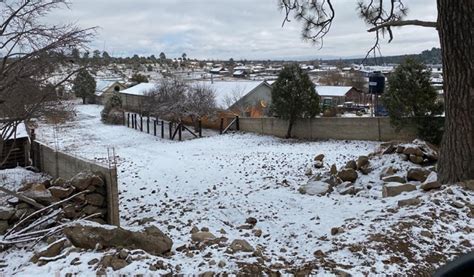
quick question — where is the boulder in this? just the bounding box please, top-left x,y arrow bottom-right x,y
380,166 -> 397,179
398,198 -> 422,207
337,168 -> 358,182
396,146 -> 405,153
403,147 -> 424,157
98,254 -> 129,271
228,239 -> 254,253
48,186 -> 74,199
304,168 -> 313,176
191,231 -> 216,243
345,160 -> 357,170
63,221 -> 173,255
407,168 -> 431,182
299,180 -> 331,196
382,183 -> 416,197
359,164 -> 372,175
0,207 -> 15,220
245,217 -> 257,226
69,172 -> 104,191
0,221 -> 9,235
421,172 -> 442,191
382,175 -> 406,183
85,193 -> 105,207
356,156 -> 369,170
409,155 -> 424,164
314,160 -> 324,169
31,238 -> 68,263
21,183 -> 58,205
314,154 -> 325,161
330,164 -> 338,175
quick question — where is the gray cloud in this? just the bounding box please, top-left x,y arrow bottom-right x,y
47,0 -> 440,60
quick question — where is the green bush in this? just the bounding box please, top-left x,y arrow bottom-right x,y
101,94 -> 124,124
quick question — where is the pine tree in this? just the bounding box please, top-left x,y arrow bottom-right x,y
271,64 -> 320,138
382,58 -> 444,143
72,69 -> 96,104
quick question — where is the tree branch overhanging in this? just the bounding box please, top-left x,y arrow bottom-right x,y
367,19 -> 438,32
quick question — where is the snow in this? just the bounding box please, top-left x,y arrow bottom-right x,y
316,86 -> 354,97
194,80 -> 266,109
119,83 -> 158,96
1,122 -> 30,140
1,103 -> 472,275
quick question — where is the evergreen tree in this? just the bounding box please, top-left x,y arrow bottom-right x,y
159,52 -> 166,62
130,73 -> 149,84
72,69 -> 96,104
382,58 -> 444,143
270,64 -> 320,138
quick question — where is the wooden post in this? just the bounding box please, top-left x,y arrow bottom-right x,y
127,113 -> 130,128
220,118 -> 224,134
169,122 -> 172,139
198,120 -> 202,138
161,121 -> 165,138
178,123 -> 182,141
153,120 -> 157,136
140,115 -> 143,132
236,116 -> 240,131
134,114 -> 137,129
147,116 -> 150,134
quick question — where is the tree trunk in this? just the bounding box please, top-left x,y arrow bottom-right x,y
286,119 -> 294,138
437,0 -> 474,183
82,97 -> 86,104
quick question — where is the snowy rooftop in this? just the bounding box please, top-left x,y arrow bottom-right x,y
316,86 -> 354,97
193,80 -> 266,109
1,122 -> 29,140
120,83 -> 158,96
95,80 -> 121,96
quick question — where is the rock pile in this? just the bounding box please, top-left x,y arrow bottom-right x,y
379,139 -> 439,165
0,171 -> 109,235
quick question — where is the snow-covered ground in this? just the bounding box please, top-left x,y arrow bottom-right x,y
1,104 -> 472,276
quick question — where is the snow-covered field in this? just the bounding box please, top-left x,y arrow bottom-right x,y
1,104 -> 472,276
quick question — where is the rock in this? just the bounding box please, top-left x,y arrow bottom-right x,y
382,183 -> 416,197
409,155 -> 424,164
0,207 -> 15,220
63,221 -> 173,255
382,144 -> 396,155
382,175 -> 406,183
69,172 -> 104,191
359,164 -> 372,175
345,160 -> 357,170
82,205 -> 106,216
245,217 -> 257,226
191,232 -> 216,243
314,160 -> 324,169
396,146 -> 405,153
118,249 -> 129,259
314,154 -> 325,161
190,226 -> 199,234
299,180 -> 331,196
337,168 -> 358,182
48,186 -> 74,199
31,238 -> 68,263
52,178 -> 66,187
356,156 -> 369,170
200,272 -> 214,277
0,221 -> 9,235
304,168 -> 312,176
421,172 -> 442,191
339,186 -> 356,196
380,166 -> 397,179
99,254 -> 129,271
85,193 -> 105,206
331,227 -> 343,236
218,260 -> 226,268
403,147 -> 424,157
451,201 -> 464,209
330,164 -> 338,175
228,239 -> 254,253
88,258 -> 99,265
253,229 -> 262,237
420,230 -> 433,238
398,198 -> 421,207
407,168 -> 431,182
21,183 -> 58,205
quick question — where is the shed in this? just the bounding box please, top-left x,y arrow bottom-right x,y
94,80 -> 127,105
315,86 -> 363,105
118,83 -> 158,112
0,122 -> 31,169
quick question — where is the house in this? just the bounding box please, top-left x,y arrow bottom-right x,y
118,83 -> 158,112
315,86 -> 363,105
209,67 -> 230,75
94,80 -> 127,104
193,80 -> 273,118
0,122 -> 30,169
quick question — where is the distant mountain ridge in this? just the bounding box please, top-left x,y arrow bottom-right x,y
324,48 -> 442,65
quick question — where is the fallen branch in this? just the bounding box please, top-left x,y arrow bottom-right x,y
0,186 -> 44,209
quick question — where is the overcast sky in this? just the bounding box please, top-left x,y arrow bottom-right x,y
48,0 -> 440,60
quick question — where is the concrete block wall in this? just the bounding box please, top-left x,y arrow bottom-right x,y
238,117 -> 419,141
31,141 -> 120,226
